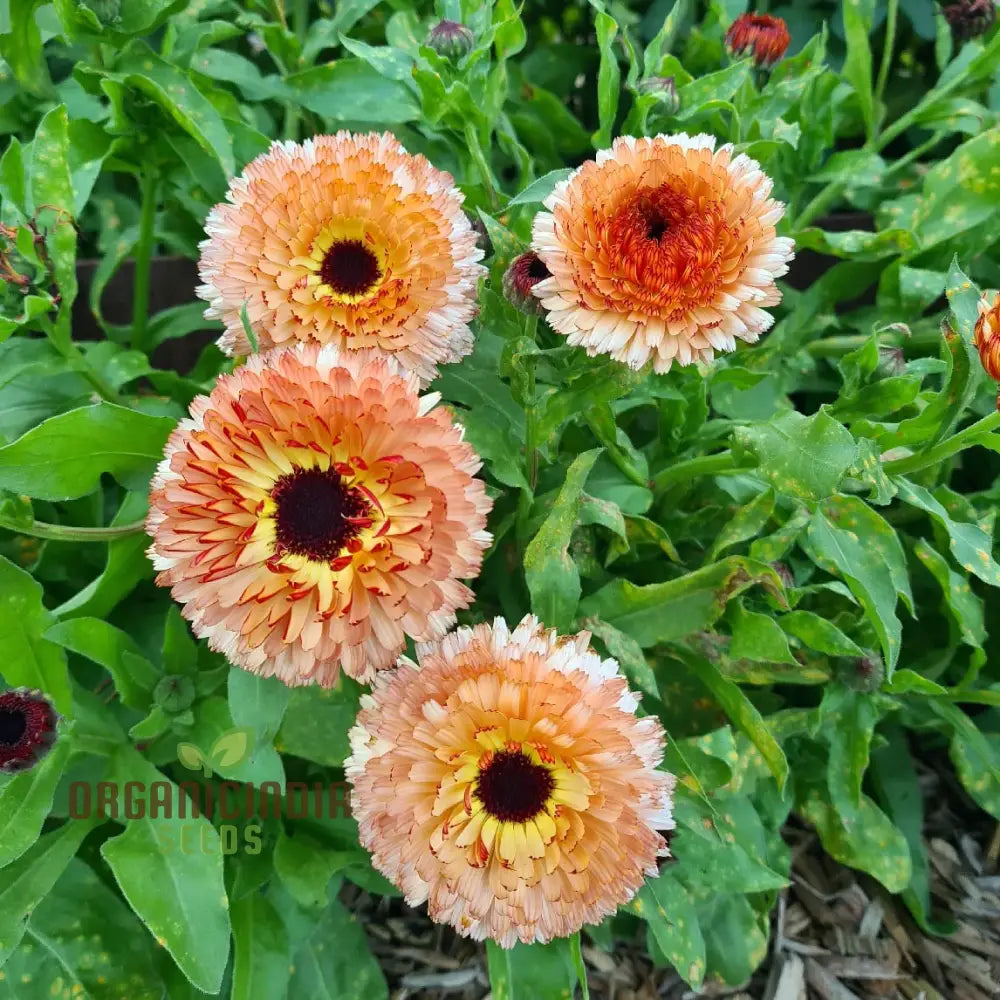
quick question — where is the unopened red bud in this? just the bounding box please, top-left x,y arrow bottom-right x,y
503,251 -> 551,316
975,292 -> 1000,382
725,13 -> 791,68
941,0 -> 996,41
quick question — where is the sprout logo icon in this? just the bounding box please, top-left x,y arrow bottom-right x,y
176,728 -> 256,778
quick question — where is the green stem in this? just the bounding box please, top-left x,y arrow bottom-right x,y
874,0 -> 898,107
523,314 -> 540,491
39,317 -> 123,404
282,0 -> 309,139
464,123 -> 500,210
131,170 -> 159,354
807,328 -> 942,358
0,516 -> 147,543
884,411 -> 1000,478
652,451 -> 741,492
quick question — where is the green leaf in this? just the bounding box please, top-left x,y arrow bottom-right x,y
507,168 -> 572,207
0,402 -> 174,500
896,478 -> 1000,587
912,538 -> 985,658
231,893 -> 291,1000
798,787 -> 911,892
0,555 -> 71,714
842,0 -> 876,142
631,873 -> 705,988
708,488 -> 775,560
29,106 -> 78,342
276,676 -> 364,767
0,0 -> 52,97
928,700 -> 1000,820
274,830 -> 349,910
583,617 -> 658,698
578,557 -> 785,647
486,939 -> 579,1000
819,687 -> 879,825
0,859 -> 165,998
228,669 -> 292,742
871,727 -> 956,935
0,818 -> 99,966
100,748 -> 231,994
104,42 -> 235,176
677,651 -> 789,790
44,617 -> 160,710
732,407 -> 857,500
186,698 -> 284,786
678,61 -> 751,113
802,497 -> 909,672
524,449 -> 601,630
696,893 -> 769,987
780,610 -> 865,657
589,8 -> 620,148
0,739 -> 71,868
54,491 -> 153,619
729,601 -> 798,666
286,60 -> 420,124
289,897 -> 388,999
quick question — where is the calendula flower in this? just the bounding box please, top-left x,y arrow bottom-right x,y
197,132 -> 485,385
725,13 -> 792,68
347,615 -> 675,946
502,252 -> 551,316
0,689 -> 59,773
531,134 -> 794,373
147,345 -> 492,687
975,292 -> 1000,383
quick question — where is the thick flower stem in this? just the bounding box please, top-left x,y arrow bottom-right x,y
0,516 -> 147,543
465,124 -> 500,210
884,411 -> 1000,478
131,170 -> 159,354
652,451 -> 741,492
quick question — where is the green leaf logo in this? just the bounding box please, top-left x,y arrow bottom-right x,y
211,728 -> 254,769
177,742 -> 209,777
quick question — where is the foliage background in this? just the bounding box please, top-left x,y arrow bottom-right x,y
2,0 -> 1000,996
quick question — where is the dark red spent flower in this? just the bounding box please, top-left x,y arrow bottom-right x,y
503,251 -> 551,316
941,0 -> 997,41
0,688 -> 59,773
725,13 -> 792,68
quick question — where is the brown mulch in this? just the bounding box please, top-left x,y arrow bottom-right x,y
342,760 -> 1000,1000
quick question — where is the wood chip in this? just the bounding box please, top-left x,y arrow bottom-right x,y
804,958 -> 863,1000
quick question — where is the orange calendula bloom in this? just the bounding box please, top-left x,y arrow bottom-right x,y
975,292 -> 1000,383
347,616 -> 675,946
531,134 -> 794,373
146,344 -> 492,686
198,132 -> 485,385
725,13 -> 791,68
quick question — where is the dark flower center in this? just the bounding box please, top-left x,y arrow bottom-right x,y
319,239 -> 382,298
272,466 -> 372,562
527,255 -> 550,281
475,749 -> 555,823
0,708 -> 26,746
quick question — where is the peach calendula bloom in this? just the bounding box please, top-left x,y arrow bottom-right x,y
346,616 -> 675,946
531,133 -> 795,373
725,13 -> 792,68
974,292 -> 1000,383
197,132 -> 485,385
146,344 -> 492,686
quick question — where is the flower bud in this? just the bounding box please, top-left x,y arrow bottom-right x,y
426,20 -> 474,60
154,675 -> 196,714
725,12 -> 791,68
770,561 -> 794,589
87,0 -> 121,25
941,0 -> 996,41
836,652 -> 885,693
636,76 -> 680,115
503,251 -> 551,316
876,346 -> 906,378
0,688 -> 59,773
975,292 -> 1000,383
